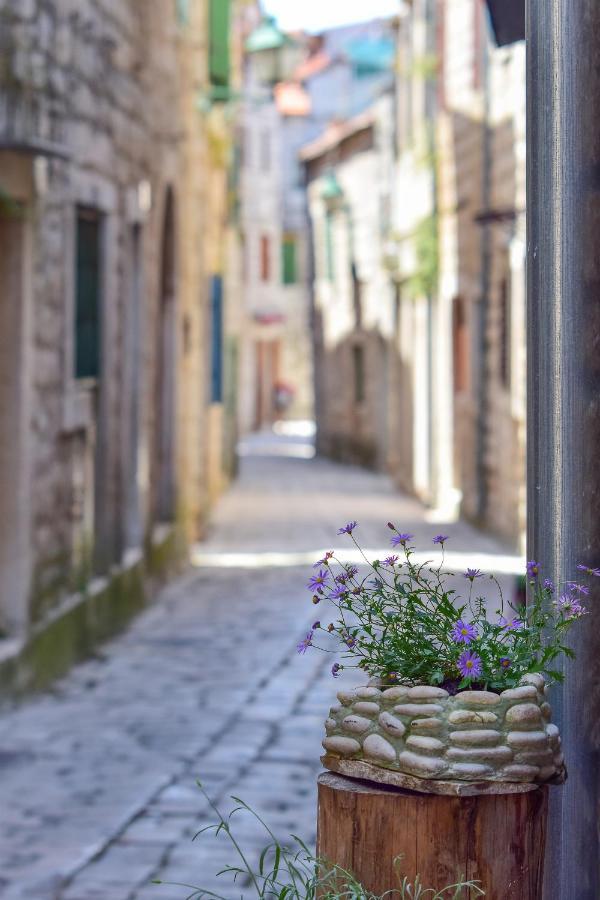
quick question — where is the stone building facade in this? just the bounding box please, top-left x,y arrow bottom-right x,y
238,18 -> 396,435
303,1 -> 526,550
302,102 -> 396,469
436,0 -> 526,546
389,0 -> 527,546
0,0 -> 244,695
238,18 -> 312,434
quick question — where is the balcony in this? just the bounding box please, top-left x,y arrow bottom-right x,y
0,84 -> 68,159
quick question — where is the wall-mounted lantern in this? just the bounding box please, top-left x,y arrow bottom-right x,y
485,0 -> 525,47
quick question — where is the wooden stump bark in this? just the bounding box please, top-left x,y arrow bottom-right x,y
316,772 -> 548,899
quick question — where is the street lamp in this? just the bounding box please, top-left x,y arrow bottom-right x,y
245,16 -> 295,86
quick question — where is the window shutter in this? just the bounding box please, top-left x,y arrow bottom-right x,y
75,211 -> 101,379
209,0 -> 230,88
260,234 -> 270,282
282,234 -> 297,284
210,275 -> 223,403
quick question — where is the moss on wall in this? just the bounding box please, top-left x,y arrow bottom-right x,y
0,525 -> 184,703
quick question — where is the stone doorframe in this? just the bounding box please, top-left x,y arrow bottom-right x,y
0,153 -> 34,636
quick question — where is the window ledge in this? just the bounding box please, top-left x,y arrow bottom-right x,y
61,384 -> 96,434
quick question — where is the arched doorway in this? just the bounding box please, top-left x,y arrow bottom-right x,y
153,186 -> 177,523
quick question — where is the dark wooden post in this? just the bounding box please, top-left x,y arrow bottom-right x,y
526,0 -> 600,896
317,773 -> 548,898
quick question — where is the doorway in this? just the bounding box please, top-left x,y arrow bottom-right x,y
0,213 -> 30,633
153,187 -> 177,523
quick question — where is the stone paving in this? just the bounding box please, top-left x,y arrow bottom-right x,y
0,427 -> 517,900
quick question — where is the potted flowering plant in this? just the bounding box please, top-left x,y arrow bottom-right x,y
298,523 -> 596,786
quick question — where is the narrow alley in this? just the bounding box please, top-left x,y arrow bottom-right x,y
0,428 -> 518,900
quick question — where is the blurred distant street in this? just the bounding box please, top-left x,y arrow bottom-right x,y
0,428 -> 518,900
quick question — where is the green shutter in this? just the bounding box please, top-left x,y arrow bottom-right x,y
75,211 -> 101,379
209,0 -> 230,88
282,235 -> 297,284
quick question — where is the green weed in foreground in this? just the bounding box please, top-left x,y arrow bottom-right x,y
153,782 -> 484,899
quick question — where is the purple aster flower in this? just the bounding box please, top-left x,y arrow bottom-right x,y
433,534 -> 449,545
307,568 -> 329,591
338,521 -> 358,535
558,595 -> 587,619
391,532 -> 414,548
526,560 -> 540,579
312,620 -> 321,629
335,573 -> 347,585
544,578 -> 555,593
499,657 -> 511,670
498,615 -> 524,631
457,650 -> 483,679
313,551 -> 333,568
464,568 -> 483,581
567,582 -> 590,595
331,663 -> 342,677
329,585 -> 347,600
296,631 -> 314,654
452,619 -> 478,644
343,634 -> 357,649
383,555 -> 399,567
346,565 -> 359,578
577,564 -> 600,577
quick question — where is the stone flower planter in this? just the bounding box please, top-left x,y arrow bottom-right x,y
322,674 -> 565,787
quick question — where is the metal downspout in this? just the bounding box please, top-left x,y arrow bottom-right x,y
527,0 -> 600,895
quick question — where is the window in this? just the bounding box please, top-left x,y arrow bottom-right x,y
472,0 -> 484,90
209,0 -> 230,88
75,208 -> 101,379
210,275 -> 223,402
351,262 -> 363,329
282,234 -> 297,284
260,129 -> 271,172
353,345 -> 365,404
260,234 -> 270,282
452,296 -> 469,394
393,282 -> 402,338
499,276 -> 511,389
325,213 -> 335,282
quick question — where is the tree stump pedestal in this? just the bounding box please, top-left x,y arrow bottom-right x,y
316,771 -> 548,898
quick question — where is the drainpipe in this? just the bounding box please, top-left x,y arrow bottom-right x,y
425,0 -> 437,506
527,1 -> 600,896
476,31 -> 491,524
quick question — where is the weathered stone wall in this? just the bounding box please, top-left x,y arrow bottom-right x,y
0,0 -> 222,644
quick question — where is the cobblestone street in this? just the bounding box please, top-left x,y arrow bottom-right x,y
0,429 -> 518,900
